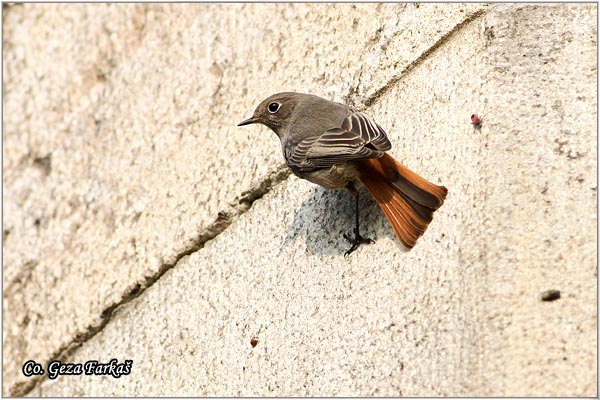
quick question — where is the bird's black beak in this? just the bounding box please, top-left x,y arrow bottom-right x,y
237,116 -> 259,126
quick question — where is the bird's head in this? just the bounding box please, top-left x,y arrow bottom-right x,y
238,92 -> 305,135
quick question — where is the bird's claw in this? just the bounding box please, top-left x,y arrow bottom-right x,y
343,229 -> 374,256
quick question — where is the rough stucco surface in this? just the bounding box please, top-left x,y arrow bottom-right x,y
2,3 -> 596,397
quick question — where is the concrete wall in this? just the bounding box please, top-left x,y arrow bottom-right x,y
3,3 -> 597,396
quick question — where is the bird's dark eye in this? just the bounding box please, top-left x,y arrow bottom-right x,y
268,102 -> 281,113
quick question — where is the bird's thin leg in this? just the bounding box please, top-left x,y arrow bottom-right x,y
343,187 -> 374,256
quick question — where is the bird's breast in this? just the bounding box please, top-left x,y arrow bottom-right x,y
293,163 -> 360,190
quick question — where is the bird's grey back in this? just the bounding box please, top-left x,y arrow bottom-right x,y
277,93 -> 391,173
284,94 -> 350,148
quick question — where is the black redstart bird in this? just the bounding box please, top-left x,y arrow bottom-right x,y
238,92 -> 447,255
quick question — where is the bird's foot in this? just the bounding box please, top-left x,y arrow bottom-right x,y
343,229 -> 374,256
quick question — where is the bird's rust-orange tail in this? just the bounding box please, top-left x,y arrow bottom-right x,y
356,153 -> 448,249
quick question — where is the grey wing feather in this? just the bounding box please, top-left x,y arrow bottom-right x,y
344,108 -> 392,151
288,110 -> 392,171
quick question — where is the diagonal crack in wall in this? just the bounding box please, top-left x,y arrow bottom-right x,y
14,166 -> 291,396
362,9 -> 486,107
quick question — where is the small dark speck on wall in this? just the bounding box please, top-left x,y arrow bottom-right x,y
540,289 -> 561,302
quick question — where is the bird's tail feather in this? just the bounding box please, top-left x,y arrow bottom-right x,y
357,153 -> 447,249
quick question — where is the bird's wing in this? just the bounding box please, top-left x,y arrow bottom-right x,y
287,109 -> 392,171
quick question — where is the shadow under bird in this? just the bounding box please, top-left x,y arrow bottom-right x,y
238,92 -> 447,255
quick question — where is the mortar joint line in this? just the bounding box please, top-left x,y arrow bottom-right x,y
362,8 -> 487,108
